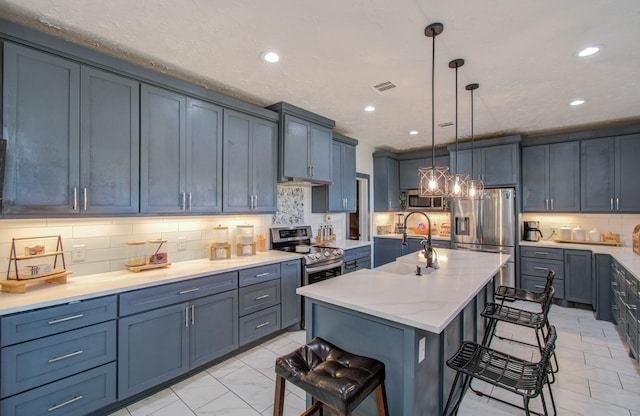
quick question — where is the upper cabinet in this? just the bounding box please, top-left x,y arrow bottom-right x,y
373,153 -> 400,212
581,134 -> 640,212
222,109 -> 278,213
3,43 -> 139,215
140,84 -> 223,214
522,142 -> 580,212
448,136 -> 521,188
312,134 -> 357,213
267,102 -> 335,184
398,155 -> 449,190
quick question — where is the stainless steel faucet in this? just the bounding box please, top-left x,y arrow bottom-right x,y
401,211 -> 436,268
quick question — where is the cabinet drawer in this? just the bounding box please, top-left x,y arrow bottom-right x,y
521,275 -> 565,299
344,246 -> 371,262
431,239 -> 451,249
1,295 -> 117,346
239,280 -> 280,317
520,257 -> 564,279
239,305 -> 280,346
119,271 -> 238,316
1,321 -> 116,398
520,246 -> 563,260
239,264 -> 280,287
0,362 -> 116,416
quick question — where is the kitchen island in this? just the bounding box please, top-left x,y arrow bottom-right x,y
297,248 -> 509,415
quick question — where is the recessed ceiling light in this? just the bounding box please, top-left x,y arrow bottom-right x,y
261,51 -> 280,63
409,130 -> 418,135
364,106 -> 375,112
570,99 -> 585,106
578,46 -> 600,57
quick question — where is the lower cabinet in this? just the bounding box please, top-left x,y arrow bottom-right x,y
343,246 -> 371,274
564,249 -> 593,305
373,237 -> 438,268
117,290 -> 239,399
280,259 -> 302,328
611,259 -> 639,362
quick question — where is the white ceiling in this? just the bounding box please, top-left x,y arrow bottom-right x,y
2,0 -> 640,152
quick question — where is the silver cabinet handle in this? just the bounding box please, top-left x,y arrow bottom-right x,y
83,188 -> 87,211
545,199 -> 548,210
49,314 -> 84,325
311,165 -> 314,177
188,192 -> 192,210
534,285 -> 545,289
550,199 -> 554,210
48,395 -> 84,412
534,266 -> 549,271
49,350 -> 83,363
534,251 -> 549,256
255,321 -> 270,329
611,198 -> 614,211
254,194 -> 258,209
179,288 -> 200,295
254,294 -> 270,300
72,187 -> 78,211
185,307 -> 189,327
255,272 -> 270,277
616,197 -> 620,211
191,304 -> 195,325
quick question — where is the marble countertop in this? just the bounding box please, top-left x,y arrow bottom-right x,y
297,248 -> 508,333
520,240 -> 640,281
330,240 -> 372,250
0,250 -> 301,316
374,233 -> 451,241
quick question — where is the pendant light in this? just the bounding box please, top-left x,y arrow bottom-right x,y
418,22 -> 449,197
447,58 -> 469,198
465,82 -> 484,198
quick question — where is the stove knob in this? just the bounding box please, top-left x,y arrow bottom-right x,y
324,250 -> 330,257
314,254 -> 322,260
332,249 -> 340,255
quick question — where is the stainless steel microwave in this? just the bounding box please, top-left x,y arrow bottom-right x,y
407,190 -> 447,211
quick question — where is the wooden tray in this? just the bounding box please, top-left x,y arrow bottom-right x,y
553,238 -> 622,247
127,262 -> 172,273
1,270 -> 72,293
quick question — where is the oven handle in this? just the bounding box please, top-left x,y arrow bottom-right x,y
306,260 -> 344,274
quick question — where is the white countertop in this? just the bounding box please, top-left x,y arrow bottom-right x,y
330,240 -> 372,250
0,251 -> 301,316
520,240 -> 640,281
374,233 -> 451,241
297,248 -> 508,334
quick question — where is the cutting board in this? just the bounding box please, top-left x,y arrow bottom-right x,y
553,238 -> 622,247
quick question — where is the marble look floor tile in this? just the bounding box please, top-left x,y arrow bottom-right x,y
260,391 -> 306,416
553,385 -> 632,416
127,389 -> 180,416
585,351 -> 640,377
589,379 -> 640,412
554,372 -> 591,397
147,399 -> 195,416
194,391 -> 260,416
620,372 -> 640,393
108,408 -> 132,416
218,363 -> 276,413
206,357 -> 246,379
236,345 -> 281,372
170,372 -> 229,411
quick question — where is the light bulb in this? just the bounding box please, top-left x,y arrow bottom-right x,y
453,183 -> 461,194
429,180 -> 437,190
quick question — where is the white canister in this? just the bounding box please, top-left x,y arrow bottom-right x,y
572,225 -> 586,241
589,229 -> 602,242
559,226 -> 571,241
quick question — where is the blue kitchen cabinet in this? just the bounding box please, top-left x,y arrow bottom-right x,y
343,246 -> 372,274
222,109 -> 277,213
449,138 -> 521,187
3,43 -> 140,215
373,237 -> 422,267
140,85 -> 223,214
373,154 -> 400,212
522,142 -> 580,212
312,134 -> 357,213
280,259 -> 302,329
564,249 -> 593,306
581,134 -> 640,212
399,156 -> 449,190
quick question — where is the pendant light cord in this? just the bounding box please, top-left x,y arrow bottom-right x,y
431,30 -> 436,167
470,87 -> 475,175
454,65 -> 458,174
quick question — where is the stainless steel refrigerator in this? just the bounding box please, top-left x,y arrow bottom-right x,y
450,188 -> 516,287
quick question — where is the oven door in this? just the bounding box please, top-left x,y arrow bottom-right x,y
304,260 -> 343,285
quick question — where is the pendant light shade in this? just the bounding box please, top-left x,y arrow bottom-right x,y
466,82 -> 484,198
447,58 -> 469,198
418,22 -> 449,197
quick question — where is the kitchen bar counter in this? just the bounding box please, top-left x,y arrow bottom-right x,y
298,248 -> 507,333
520,240 -> 640,281
0,250 -> 301,315
373,233 -> 450,241
297,248 -> 507,414
329,239 -> 371,250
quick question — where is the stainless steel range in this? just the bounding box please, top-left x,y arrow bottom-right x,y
270,225 -> 344,285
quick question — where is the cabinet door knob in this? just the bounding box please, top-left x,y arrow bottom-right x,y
83,188 -> 88,211
72,187 -> 78,211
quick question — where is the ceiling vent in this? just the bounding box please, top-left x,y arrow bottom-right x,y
372,81 -> 397,94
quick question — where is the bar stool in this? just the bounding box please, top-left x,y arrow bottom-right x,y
443,325 -> 558,416
273,337 -> 389,416
495,270 -> 556,306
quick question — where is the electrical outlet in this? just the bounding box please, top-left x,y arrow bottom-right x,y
72,244 -> 86,262
177,237 -> 187,251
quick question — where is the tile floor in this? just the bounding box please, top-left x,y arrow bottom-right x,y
108,305 -> 640,415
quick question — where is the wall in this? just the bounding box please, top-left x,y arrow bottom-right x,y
0,184 -> 350,278
521,213 -> 640,247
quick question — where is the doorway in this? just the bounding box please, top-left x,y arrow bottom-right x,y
348,173 -> 370,240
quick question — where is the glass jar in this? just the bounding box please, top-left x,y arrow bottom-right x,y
212,226 -> 229,245
126,241 -> 147,267
236,225 -> 254,245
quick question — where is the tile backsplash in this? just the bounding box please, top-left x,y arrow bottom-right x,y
0,185 -> 351,277
521,213 -> 640,246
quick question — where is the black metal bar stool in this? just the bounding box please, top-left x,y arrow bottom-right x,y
495,270 -> 556,306
273,337 -> 389,416
443,325 -> 558,416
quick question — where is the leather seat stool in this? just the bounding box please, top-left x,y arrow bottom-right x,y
273,337 -> 389,416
